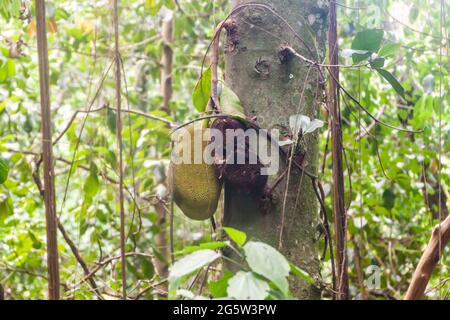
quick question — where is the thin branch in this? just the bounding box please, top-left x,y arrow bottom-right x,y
54,104 -> 175,145
355,105 -> 386,141
283,45 -> 370,69
328,69 -> 423,134
74,252 -> 153,291
285,45 -> 423,134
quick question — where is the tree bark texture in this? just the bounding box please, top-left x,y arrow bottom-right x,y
224,0 -> 328,299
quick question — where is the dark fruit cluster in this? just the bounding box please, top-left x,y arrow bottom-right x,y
211,117 -> 268,196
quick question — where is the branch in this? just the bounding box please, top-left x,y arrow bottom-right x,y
74,252 -> 153,290
405,214 -> 450,300
54,104 -> 175,145
355,105 -> 386,141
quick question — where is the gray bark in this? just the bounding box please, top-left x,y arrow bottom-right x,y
223,0 -> 328,299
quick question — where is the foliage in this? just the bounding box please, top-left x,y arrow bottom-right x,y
0,0 -> 448,300
168,228 -> 313,300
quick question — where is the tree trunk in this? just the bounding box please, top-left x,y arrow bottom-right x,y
153,11 -> 174,286
223,0 -> 328,299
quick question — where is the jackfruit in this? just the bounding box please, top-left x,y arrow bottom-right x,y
169,122 -> 222,221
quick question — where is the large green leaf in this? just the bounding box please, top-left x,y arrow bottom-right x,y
378,43 -> 401,58
243,241 -> 290,295
192,67 -> 212,112
169,249 -> 220,280
227,271 -> 270,300
223,227 -> 247,247
208,271 -> 233,298
375,68 -> 405,98
0,158 -> 9,184
351,29 -> 384,63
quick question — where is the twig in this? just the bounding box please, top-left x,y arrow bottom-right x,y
355,105 -> 386,140
54,104 -> 175,145
74,252 -> 153,290
283,45 -> 370,69
59,60 -> 114,215
135,278 -> 168,299
328,69 -> 423,134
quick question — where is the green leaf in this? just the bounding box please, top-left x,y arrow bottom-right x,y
0,158 -> 9,184
223,227 -> 247,247
84,171 -> 99,197
290,263 -> 314,285
107,108 -> 116,133
227,271 -> 270,300
351,29 -> 384,63
0,196 -> 13,225
6,59 -> 16,77
382,189 -> 395,210
378,43 -> 401,58
28,231 -> 43,250
178,241 -> 228,255
169,249 -> 220,286
0,0 -> 20,19
208,271 -> 233,298
375,68 -> 405,98
145,0 -> 162,15
370,57 -> 385,69
243,241 -> 290,295
220,84 -> 246,119
192,67 -> 211,112
352,29 -> 384,52
413,95 -> 434,128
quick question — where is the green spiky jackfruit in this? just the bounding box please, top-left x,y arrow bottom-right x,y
169,122 -> 222,221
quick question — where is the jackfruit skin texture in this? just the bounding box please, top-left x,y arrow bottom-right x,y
169,123 -> 222,221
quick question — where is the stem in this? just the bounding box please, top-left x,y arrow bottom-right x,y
35,0 -> 60,300
112,0 -> 127,300
328,0 -> 349,300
